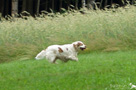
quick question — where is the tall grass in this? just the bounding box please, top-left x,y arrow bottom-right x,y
0,6 -> 136,63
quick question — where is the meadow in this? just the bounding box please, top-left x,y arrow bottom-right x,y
0,51 -> 136,90
0,5 -> 136,90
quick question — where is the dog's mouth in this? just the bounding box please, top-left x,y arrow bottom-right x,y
80,47 -> 86,51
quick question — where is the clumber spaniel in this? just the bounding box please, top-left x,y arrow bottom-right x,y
35,41 -> 86,63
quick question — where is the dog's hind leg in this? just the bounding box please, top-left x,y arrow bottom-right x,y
46,54 -> 58,64
49,57 -> 58,64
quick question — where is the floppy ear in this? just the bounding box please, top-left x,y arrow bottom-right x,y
73,44 -> 77,49
77,42 -> 83,47
77,43 -> 80,47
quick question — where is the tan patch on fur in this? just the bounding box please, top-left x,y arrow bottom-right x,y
77,42 -> 83,47
58,47 -> 63,53
73,44 -> 76,48
66,48 -> 68,51
54,50 -> 57,54
73,44 -> 78,50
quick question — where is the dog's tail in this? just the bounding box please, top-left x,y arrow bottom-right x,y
35,50 -> 46,60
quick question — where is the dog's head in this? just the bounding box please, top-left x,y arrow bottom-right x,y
72,41 -> 86,51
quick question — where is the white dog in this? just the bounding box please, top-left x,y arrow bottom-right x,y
35,41 -> 86,63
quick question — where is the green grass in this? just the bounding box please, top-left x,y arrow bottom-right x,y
0,6 -> 136,90
0,6 -> 136,62
0,51 -> 136,90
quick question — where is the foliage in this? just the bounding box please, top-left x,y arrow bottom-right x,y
0,6 -> 136,63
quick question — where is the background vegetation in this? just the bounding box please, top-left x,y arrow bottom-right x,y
0,6 -> 136,63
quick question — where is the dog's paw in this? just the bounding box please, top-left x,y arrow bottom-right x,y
68,56 -> 78,61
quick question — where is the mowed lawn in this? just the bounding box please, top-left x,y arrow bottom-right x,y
0,51 -> 136,90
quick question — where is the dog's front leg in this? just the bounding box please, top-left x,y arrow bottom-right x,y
67,56 -> 78,61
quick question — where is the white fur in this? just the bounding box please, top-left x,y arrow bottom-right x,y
130,83 -> 136,89
35,41 -> 86,63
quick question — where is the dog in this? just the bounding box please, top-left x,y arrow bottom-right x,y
35,41 -> 86,63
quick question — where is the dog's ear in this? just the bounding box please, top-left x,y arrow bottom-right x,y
73,44 -> 78,51
73,44 -> 77,48
77,42 -> 83,47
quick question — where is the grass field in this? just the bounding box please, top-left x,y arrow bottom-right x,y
0,6 -> 136,90
0,51 -> 136,90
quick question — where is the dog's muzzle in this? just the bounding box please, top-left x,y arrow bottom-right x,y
80,45 -> 86,51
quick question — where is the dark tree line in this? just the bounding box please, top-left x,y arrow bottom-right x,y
0,0 -> 135,17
